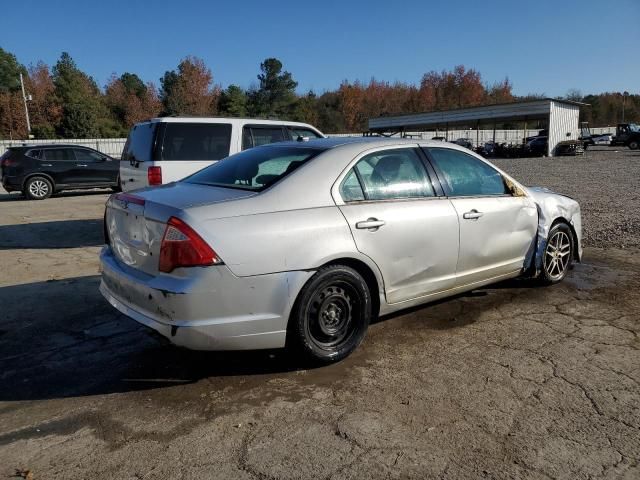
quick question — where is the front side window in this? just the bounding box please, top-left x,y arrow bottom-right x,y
161,123 -> 232,161
352,148 -> 434,201
44,148 -> 76,161
248,127 -> 286,147
185,145 -> 324,191
427,148 -> 507,197
74,149 -> 104,162
289,127 -> 322,140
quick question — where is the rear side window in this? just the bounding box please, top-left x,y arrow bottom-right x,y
26,149 -> 41,159
161,123 -> 231,161
427,148 -> 507,196
185,145 -> 323,191
122,123 -> 156,163
44,148 -> 76,161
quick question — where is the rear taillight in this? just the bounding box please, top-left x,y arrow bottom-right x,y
159,217 -> 221,273
1,158 -> 17,167
148,166 -> 162,185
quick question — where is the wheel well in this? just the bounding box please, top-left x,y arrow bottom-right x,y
550,217 -> 580,261
22,173 -> 55,191
321,258 -> 381,317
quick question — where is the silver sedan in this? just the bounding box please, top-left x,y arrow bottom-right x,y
100,138 -> 582,363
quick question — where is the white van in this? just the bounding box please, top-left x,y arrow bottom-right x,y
119,117 -> 325,191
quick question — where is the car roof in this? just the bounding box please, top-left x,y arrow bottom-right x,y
260,136 -> 459,150
8,144 -> 98,149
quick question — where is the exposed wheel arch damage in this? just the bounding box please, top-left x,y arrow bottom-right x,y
524,187 -> 583,277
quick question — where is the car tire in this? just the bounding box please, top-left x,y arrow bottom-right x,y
24,176 -> 53,200
629,140 -> 639,150
288,265 -> 371,364
111,176 -> 122,192
540,223 -> 574,284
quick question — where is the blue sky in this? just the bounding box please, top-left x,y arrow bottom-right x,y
1,0 -> 638,97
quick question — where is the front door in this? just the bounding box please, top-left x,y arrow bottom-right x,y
337,147 -> 460,304
425,147 -> 538,287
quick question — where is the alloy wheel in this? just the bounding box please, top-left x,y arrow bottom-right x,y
544,230 -> 572,280
29,179 -> 49,199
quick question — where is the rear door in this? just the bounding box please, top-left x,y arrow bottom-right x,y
120,122 -> 157,191
41,148 -> 77,185
336,146 -> 459,304
425,147 -> 537,286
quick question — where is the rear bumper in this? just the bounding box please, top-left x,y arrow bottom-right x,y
99,246 -> 313,350
1,175 -> 23,192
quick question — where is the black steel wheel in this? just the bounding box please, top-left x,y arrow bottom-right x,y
540,223 -> 574,284
289,265 -> 371,364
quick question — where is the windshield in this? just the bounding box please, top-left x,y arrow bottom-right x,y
629,124 -> 640,133
184,145 -> 325,191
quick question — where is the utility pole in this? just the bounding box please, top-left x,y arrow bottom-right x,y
622,91 -> 629,123
19,73 -> 32,138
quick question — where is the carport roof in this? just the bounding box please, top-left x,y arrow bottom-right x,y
368,98 -> 589,131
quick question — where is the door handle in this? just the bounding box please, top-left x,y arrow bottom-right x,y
41,163 -> 52,167
77,164 -> 88,167
463,209 -> 484,220
356,218 -> 385,230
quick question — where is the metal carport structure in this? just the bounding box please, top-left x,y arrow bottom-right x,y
368,98 -> 589,157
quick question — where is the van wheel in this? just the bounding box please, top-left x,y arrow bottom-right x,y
288,265 -> 371,364
25,176 -> 53,200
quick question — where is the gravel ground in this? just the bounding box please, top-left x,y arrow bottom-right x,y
493,147 -> 640,249
0,150 -> 639,479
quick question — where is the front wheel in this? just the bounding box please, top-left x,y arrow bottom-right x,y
288,265 -> 371,364
540,223 -> 574,284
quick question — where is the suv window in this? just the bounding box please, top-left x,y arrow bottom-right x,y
243,126 -> 286,149
25,149 -> 41,159
186,145 -> 323,192
427,147 -> 508,197
74,149 -> 104,162
123,122 -> 156,163
288,127 -> 321,140
161,123 -> 232,161
44,148 -> 76,161
349,148 -> 434,201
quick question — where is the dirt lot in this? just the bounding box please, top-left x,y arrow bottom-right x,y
0,147 -> 639,479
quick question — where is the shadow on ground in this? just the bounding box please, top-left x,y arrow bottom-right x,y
0,219 -> 104,249
0,270 -> 528,402
0,189 -> 110,203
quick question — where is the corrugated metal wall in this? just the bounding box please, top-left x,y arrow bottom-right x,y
548,101 -> 580,156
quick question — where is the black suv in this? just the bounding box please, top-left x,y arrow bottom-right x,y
1,145 -> 120,200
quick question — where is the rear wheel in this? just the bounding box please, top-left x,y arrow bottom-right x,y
629,140 -> 639,150
24,176 -> 53,200
540,223 -> 574,284
288,265 -> 371,364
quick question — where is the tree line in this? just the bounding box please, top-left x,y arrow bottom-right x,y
0,47 -> 637,140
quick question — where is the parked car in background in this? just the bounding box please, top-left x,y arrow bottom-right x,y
524,136 -> 548,156
120,117 -> 325,191
101,137 -> 581,363
1,145 -> 119,200
555,139 -> 585,156
610,123 -> 640,150
451,138 -> 473,149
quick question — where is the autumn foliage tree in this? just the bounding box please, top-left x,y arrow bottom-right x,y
105,73 -> 161,133
160,56 -> 219,116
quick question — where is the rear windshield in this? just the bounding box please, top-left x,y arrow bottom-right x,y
184,145 -> 324,191
161,123 -> 231,161
122,123 -> 156,163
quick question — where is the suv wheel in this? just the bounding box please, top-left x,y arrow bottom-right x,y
288,265 -> 371,364
25,176 -> 53,200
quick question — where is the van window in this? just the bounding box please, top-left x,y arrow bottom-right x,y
161,123 -> 232,161
243,126 -> 286,148
122,123 -> 156,163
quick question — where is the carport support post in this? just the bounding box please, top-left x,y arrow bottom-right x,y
476,121 -> 480,148
492,122 -> 496,144
445,123 -> 449,141
523,119 -> 527,144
